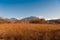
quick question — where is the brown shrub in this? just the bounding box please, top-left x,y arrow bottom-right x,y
29,18 -> 47,24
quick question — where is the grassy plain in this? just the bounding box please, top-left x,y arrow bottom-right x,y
0,24 -> 60,40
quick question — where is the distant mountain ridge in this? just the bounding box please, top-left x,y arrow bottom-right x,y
48,19 -> 60,24
10,18 -> 17,20
0,16 -> 60,24
21,16 -> 40,20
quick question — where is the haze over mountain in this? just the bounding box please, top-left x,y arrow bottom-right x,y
0,16 -> 59,24
21,16 -> 40,20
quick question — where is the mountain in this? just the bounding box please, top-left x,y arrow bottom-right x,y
48,19 -> 60,24
10,18 -> 17,20
21,16 -> 40,20
21,16 -> 47,24
0,16 -> 60,24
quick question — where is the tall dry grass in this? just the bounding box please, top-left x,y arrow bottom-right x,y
0,24 -> 60,40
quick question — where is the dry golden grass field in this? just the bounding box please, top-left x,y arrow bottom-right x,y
0,23 -> 60,40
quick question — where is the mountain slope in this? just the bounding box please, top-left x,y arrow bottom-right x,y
21,16 -> 40,20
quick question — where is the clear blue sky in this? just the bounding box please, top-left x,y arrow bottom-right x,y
0,0 -> 60,19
